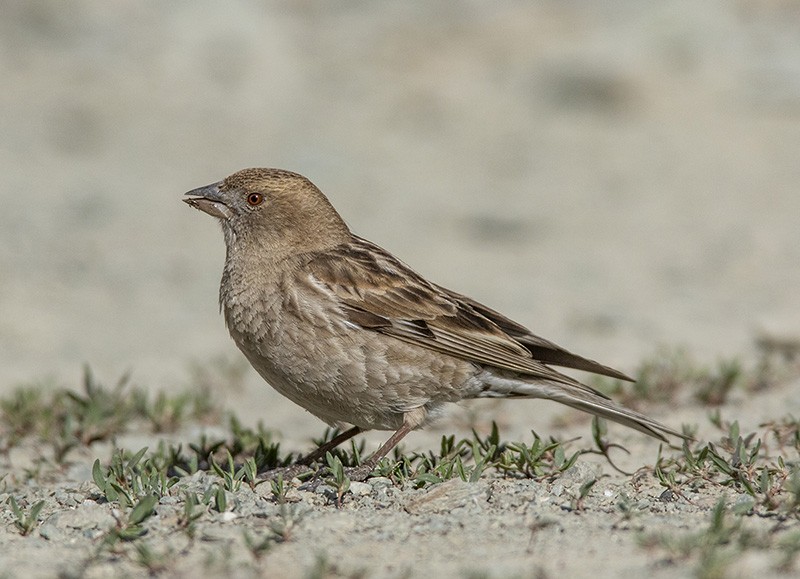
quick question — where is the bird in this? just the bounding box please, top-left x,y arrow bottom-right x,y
184,168 -> 684,474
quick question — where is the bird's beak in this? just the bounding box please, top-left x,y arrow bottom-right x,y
183,182 -> 233,219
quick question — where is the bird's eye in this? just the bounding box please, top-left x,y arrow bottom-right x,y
246,193 -> 264,207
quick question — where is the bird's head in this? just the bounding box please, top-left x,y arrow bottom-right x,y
184,168 -> 351,259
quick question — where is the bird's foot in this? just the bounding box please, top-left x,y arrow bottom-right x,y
343,464 -> 377,482
259,463 -> 316,482
293,464 -> 375,492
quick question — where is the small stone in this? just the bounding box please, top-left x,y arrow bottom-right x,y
733,494 -> 755,514
405,479 -> 488,515
658,489 -> 676,502
84,528 -> 105,540
42,504 -> 115,533
39,523 -> 64,541
54,490 -> 80,508
349,481 -> 372,496
560,462 -> 601,489
315,484 -> 336,496
368,477 -> 393,489
309,483 -> 338,503
283,489 -> 303,503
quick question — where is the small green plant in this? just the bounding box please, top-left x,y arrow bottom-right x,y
210,450 -> 245,492
639,499 -> 770,579
102,494 -> 159,546
212,483 -> 229,513
243,529 -> 277,560
92,447 -> 178,509
177,491 -> 205,538
191,432 -> 226,455
570,478 -> 597,512
240,456 -> 262,490
270,474 -> 288,504
325,452 -> 351,507
494,430 -> 580,480
0,386 -> 51,442
591,345 -> 800,409
649,417 -> 800,519
313,428 -> 365,468
371,423 -> 583,486
228,416 -> 279,459
135,389 -> 199,433
613,493 -> 637,525
269,504 -> 305,542
7,497 -> 46,536
134,541 -> 173,574
0,367 -> 224,467
695,359 -> 743,405
219,503 -> 302,562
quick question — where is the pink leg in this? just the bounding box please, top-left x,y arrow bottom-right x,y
300,426 -> 363,465
363,421 -> 414,468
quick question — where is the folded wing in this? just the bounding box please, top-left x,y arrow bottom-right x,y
308,237 -> 624,395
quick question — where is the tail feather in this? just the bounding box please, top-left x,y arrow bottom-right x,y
475,371 -> 686,442
545,387 -> 684,442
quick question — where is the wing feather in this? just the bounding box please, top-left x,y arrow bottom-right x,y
307,236 -> 623,395
440,288 -> 634,381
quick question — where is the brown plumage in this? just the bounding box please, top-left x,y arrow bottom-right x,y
184,168 -> 684,471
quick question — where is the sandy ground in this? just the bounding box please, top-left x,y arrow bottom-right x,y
2,1 -> 800,577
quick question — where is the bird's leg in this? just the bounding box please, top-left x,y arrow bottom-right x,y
260,426 -> 363,481
299,425 -> 363,465
363,422 -> 414,468
346,410 -> 422,482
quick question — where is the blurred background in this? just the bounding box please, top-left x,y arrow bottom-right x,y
1,1 -> 799,433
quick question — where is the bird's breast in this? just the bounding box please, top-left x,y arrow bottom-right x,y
218,266 -> 477,430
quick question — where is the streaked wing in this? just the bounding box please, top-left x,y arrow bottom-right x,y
307,236 -> 616,393
438,287 -> 634,382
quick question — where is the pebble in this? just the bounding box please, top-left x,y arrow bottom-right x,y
53,490 -> 81,508
283,489 -> 303,503
313,483 -> 334,495
349,481 -> 372,496
38,504 -> 115,541
369,477 -> 393,489
405,479 -> 488,515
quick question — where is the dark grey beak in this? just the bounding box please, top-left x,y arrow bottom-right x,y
183,181 -> 232,219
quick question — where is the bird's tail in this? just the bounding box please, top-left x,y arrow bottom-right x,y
476,372 -> 686,442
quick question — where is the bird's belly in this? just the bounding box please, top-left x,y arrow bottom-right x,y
228,312 -> 472,431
